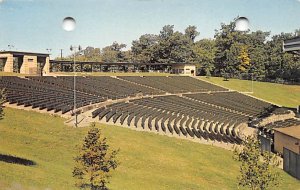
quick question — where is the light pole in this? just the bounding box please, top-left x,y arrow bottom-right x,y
60,49 -> 63,59
251,72 -> 254,93
8,45 -> 15,50
70,45 -> 82,127
62,16 -> 78,127
234,17 -> 252,93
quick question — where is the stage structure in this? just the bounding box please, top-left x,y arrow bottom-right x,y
0,51 -> 50,75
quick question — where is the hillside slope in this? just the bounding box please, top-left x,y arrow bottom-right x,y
0,108 -> 299,190
199,77 -> 300,108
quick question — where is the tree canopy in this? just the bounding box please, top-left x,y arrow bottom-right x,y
56,20 -> 300,83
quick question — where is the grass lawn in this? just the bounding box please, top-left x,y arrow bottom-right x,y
0,108 -> 299,190
199,76 -> 300,108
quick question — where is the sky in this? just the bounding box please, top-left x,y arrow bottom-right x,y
0,0 -> 300,58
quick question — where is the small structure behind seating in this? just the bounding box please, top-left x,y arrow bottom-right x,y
171,64 -> 196,76
273,125 -> 300,180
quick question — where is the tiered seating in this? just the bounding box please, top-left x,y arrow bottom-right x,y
1,75 -> 286,146
185,92 -> 273,117
268,119 -> 300,128
28,76 -> 163,99
86,76 -> 164,97
119,76 -> 227,93
257,118 -> 300,141
262,118 -> 300,131
92,95 -> 256,143
0,76 -> 102,113
272,108 -> 291,115
0,76 -> 168,113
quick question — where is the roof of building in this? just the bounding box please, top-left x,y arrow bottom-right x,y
50,60 -> 196,66
274,125 -> 300,139
0,51 -> 49,57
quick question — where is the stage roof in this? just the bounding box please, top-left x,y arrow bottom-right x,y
0,51 -> 50,57
50,60 -> 196,66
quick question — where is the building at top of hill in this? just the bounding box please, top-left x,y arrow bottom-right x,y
0,50 -> 198,76
50,60 -> 197,76
0,51 -> 50,76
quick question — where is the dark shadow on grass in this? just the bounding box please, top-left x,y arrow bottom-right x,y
0,154 -> 36,166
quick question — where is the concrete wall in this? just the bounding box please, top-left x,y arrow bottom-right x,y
274,131 -> 300,155
43,56 -> 50,74
0,53 -> 13,72
21,55 -> 37,74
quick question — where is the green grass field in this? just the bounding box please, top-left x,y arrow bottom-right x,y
199,77 -> 300,108
0,108 -> 299,190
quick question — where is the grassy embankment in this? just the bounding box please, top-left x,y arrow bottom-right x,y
0,108 -> 299,190
199,76 -> 300,108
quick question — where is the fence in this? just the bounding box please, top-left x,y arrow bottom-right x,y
283,147 -> 300,180
259,134 -> 273,153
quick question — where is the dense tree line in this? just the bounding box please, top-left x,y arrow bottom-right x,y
58,19 -> 300,83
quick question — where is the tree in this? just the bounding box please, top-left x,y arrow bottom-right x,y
265,32 -> 300,82
238,45 -> 250,73
131,25 -> 198,64
192,39 -> 216,76
154,25 -> 195,63
246,31 -> 270,80
0,89 -> 5,120
159,25 -> 174,39
73,123 -> 119,190
185,25 -> 200,42
131,34 -> 158,63
101,42 -> 127,62
83,46 -> 102,62
214,19 -> 247,78
233,135 -> 280,190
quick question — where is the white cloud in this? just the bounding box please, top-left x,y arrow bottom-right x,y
0,0 -> 4,3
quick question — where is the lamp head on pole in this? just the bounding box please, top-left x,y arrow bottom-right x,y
234,16 -> 250,32
62,17 -> 76,32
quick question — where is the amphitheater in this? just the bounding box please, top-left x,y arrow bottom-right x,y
1,75 -> 299,148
